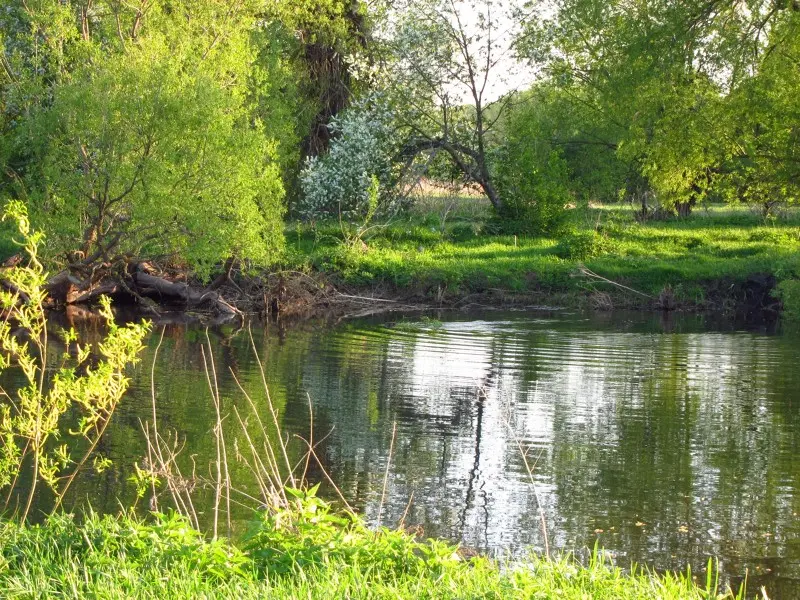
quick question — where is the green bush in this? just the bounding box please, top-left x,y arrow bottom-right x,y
492,148 -> 574,235
448,223 -> 482,241
556,230 -> 618,260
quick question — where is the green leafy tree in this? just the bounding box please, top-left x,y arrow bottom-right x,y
494,82 -> 628,217
1,1 -> 293,275
520,0 -> 800,215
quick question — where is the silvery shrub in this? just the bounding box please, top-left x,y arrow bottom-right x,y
299,95 -> 400,221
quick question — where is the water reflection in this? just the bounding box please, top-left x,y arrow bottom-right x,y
11,310 -> 800,597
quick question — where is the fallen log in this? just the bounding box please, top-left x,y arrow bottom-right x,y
133,271 -> 241,317
67,281 -> 122,305
41,264 -> 241,320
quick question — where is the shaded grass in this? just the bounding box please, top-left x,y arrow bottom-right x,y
0,220 -> 16,262
0,511 -> 742,600
282,203 -> 800,308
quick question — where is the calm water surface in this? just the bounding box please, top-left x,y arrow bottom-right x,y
23,310 -> 800,596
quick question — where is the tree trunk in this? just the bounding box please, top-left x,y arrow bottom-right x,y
675,198 -> 695,218
479,178 -> 502,213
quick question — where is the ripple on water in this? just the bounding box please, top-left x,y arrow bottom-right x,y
8,310 -> 798,598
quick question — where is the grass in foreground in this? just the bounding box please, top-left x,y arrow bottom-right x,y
0,495 -> 743,600
282,202 -> 800,309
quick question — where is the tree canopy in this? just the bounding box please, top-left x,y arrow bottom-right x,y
0,1 -> 301,274
517,0 -> 800,215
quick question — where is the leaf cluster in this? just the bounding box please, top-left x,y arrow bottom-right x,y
0,202 -> 149,520
244,484 -> 461,577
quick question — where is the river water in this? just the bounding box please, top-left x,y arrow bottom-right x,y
18,309 -> 800,596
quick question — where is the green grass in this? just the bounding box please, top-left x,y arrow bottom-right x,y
0,509 -> 743,600
281,202 -> 800,309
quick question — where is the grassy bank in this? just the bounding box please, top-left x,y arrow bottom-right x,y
0,507 -> 742,600
283,201 -> 800,312
2,200 -> 796,315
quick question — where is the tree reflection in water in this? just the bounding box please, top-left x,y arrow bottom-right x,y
16,310 -> 799,598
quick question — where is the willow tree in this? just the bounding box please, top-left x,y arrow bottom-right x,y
0,1 -> 290,276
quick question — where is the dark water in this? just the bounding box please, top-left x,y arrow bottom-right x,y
15,310 -> 800,596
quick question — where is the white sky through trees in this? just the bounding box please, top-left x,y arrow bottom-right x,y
382,0 -> 537,103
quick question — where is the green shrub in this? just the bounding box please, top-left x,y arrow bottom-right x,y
556,230 -> 618,260
492,148 -> 574,235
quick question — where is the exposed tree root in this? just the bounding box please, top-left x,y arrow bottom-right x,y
41,260 -> 245,321
34,257 -> 361,322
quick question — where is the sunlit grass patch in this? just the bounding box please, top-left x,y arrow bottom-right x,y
0,509 -> 744,600
281,201 -> 800,308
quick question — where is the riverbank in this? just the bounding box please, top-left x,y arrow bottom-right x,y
278,203 -> 798,319
0,509 -> 743,600
4,202 -> 796,323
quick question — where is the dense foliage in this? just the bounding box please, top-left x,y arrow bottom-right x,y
491,107 -> 574,234
0,1 -> 302,273
518,0 -> 800,217
0,0 -> 378,274
2,0 -> 796,264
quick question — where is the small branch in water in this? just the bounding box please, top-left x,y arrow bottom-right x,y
398,491 -> 415,530
335,293 -> 401,304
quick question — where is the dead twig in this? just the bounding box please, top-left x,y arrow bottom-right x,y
577,265 -> 655,300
